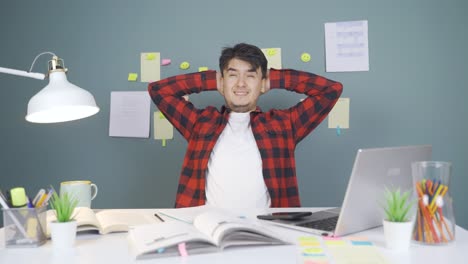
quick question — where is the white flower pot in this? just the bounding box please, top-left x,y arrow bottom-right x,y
383,219 -> 413,251
50,220 -> 77,249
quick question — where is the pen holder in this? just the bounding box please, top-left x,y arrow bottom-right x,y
411,161 -> 456,245
1,206 -> 47,248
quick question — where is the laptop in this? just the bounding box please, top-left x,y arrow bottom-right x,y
260,145 -> 432,237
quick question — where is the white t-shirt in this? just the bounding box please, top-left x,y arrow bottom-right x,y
205,112 -> 271,208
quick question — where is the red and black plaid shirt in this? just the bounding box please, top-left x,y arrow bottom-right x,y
148,69 -> 342,208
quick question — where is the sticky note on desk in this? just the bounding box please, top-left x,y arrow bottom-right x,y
328,97 -> 350,129
141,52 -> 161,82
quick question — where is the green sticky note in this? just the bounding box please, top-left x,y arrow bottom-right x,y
146,53 -> 156,60
128,73 -> 138,81
198,66 -> 208,72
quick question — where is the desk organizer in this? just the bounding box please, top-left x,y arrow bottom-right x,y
2,206 -> 47,247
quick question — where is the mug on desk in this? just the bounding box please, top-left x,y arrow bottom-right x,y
60,180 -> 98,208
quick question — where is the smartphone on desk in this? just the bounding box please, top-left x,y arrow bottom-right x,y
257,211 -> 312,221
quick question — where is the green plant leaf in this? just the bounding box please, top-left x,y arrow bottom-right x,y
50,191 -> 78,222
382,187 -> 414,222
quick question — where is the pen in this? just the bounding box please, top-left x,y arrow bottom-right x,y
154,213 -> 165,222
32,189 -> 45,206
36,188 -> 54,207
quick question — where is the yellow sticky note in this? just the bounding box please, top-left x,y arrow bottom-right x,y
300,241 -> 321,247
141,52 -> 161,82
198,66 -> 208,72
128,73 -> 138,81
302,247 -> 324,254
324,240 -> 346,246
299,236 -> 319,242
154,111 -> 173,141
146,53 -> 157,60
261,48 -> 282,69
328,97 -> 350,129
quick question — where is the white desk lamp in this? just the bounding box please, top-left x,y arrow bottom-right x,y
0,52 -> 99,123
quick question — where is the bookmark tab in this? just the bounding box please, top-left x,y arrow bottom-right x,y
178,243 -> 188,257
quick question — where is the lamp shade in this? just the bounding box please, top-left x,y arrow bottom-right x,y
26,71 -> 99,123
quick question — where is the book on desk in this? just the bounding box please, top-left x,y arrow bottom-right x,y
46,207 -> 159,236
127,210 -> 290,259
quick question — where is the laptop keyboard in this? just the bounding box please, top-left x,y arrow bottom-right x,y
297,216 -> 339,231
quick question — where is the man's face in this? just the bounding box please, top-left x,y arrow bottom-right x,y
218,58 -> 266,113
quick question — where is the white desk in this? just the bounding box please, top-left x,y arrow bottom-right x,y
1,208 -> 467,264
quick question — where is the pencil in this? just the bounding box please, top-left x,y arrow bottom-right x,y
154,213 -> 165,222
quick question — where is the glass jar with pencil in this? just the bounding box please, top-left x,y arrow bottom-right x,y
412,161 -> 455,245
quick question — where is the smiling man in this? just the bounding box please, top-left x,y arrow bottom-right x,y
148,43 -> 343,209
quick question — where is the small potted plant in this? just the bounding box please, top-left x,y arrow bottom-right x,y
49,191 -> 78,249
382,187 -> 415,251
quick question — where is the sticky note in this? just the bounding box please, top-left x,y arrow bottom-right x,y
302,247 -> 324,255
154,111 -> 173,142
324,240 -> 346,246
328,97 -> 350,129
261,48 -> 282,69
299,236 -> 320,242
198,66 -> 208,72
301,52 -> 311,62
180,61 -> 190,70
351,241 -> 373,246
161,59 -> 171,66
303,259 -> 329,264
141,52 -> 161,82
344,236 -> 370,241
300,241 -> 321,247
267,48 -> 277,56
146,53 -> 157,60
128,73 -> 138,81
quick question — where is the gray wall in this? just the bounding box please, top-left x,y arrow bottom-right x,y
1,0 -> 467,229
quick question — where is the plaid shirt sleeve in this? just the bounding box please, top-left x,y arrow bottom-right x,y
258,69 -> 342,207
269,68 -> 343,143
147,70 -> 218,140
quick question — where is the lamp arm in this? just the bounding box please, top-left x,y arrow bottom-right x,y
0,67 -> 45,80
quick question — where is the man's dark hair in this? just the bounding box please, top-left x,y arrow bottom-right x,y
219,43 -> 268,79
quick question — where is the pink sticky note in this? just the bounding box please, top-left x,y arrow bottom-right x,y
178,243 -> 188,257
161,59 -> 171,66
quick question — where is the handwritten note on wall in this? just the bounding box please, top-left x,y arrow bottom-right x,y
325,20 -> 369,72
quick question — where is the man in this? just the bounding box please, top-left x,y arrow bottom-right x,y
148,43 -> 342,208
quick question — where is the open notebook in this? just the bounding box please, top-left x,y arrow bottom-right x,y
259,145 -> 432,237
